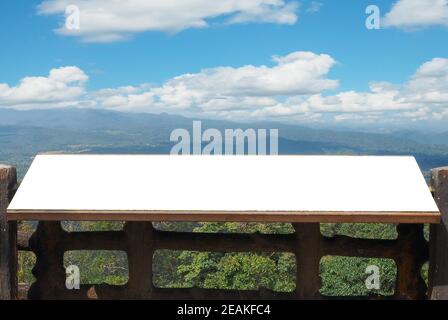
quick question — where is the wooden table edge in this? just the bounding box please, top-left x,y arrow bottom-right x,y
7,209 -> 441,224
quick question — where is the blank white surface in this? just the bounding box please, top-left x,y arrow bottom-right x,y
8,154 -> 439,215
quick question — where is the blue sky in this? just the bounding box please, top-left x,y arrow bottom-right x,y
0,0 -> 447,128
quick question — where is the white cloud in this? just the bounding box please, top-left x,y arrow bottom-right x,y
0,66 -> 88,109
164,51 -> 337,97
37,0 -> 299,42
85,55 -> 448,123
290,57 -> 448,122
306,1 -> 322,13
94,51 -> 338,113
2,54 -> 448,124
334,113 -> 381,123
383,0 -> 448,29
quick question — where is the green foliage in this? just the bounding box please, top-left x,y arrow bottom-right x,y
176,251 -> 295,292
153,250 -> 188,288
17,222 -> 36,284
189,222 -> 294,234
62,221 -> 124,231
64,250 -> 128,285
18,251 -> 36,284
320,256 -> 396,296
321,223 -> 397,239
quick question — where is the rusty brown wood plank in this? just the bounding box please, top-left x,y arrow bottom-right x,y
7,209 -> 441,224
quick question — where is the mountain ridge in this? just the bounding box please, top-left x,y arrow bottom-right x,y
1,107 -> 447,178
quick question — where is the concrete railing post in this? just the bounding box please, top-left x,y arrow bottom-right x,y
429,167 -> 448,299
0,165 -> 18,300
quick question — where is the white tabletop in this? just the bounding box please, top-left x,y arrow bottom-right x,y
7,154 -> 440,223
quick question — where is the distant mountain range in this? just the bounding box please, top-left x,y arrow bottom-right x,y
389,129 -> 448,146
0,108 -> 447,179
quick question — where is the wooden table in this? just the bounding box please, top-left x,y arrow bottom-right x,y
7,154 -> 440,223
6,154 -> 441,300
